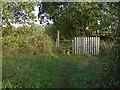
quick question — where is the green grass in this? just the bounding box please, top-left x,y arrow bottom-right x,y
2,53 -> 105,88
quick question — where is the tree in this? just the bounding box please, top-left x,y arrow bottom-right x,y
41,2 -> 119,39
1,2 -> 40,26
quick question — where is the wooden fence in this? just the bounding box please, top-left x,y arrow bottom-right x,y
74,37 -> 100,55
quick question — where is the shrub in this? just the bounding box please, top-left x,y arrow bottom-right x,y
95,40 -> 120,88
2,24 -> 53,56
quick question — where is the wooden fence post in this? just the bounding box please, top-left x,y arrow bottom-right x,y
57,31 -> 60,48
67,49 -> 70,55
63,47 -> 66,54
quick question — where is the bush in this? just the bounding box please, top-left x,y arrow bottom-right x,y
95,41 -> 120,88
2,24 -> 53,56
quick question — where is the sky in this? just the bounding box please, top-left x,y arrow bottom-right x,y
10,5 -> 53,28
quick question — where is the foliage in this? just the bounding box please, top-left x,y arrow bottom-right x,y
93,2 -> 120,87
97,42 -> 120,88
42,2 -> 118,39
2,25 -> 53,56
45,24 -> 58,40
1,2 -> 40,25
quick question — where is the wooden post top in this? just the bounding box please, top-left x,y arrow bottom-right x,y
67,49 -> 70,51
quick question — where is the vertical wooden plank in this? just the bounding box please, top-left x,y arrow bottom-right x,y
83,37 -> 84,53
87,37 -> 89,55
76,37 -> 78,54
57,31 -> 59,48
93,37 -> 94,56
83,37 -> 85,54
93,37 -> 95,56
94,37 -> 96,56
95,37 -> 96,55
86,37 -> 88,54
90,37 -> 92,55
77,37 -> 79,54
95,37 -> 97,55
92,37 -> 93,55
91,37 -> 93,55
72,40 -> 74,54
78,37 -> 79,54
85,37 -> 86,54
75,37 -> 76,54
80,37 -> 82,54
78,37 -> 80,54
97,37 -> 99,55
89,37 -> 91,55
77,37 -> 78,54
82,37 -> 84,53
79,37 -> 80,54
96,37 -> 98,55
98,37 -> 100,55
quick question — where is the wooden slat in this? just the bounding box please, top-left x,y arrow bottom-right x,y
82,37 -> 84,53
80,37 -> 82,54
57,31 -> 59,48
77,37 -> 78,54
84,37 -> 85,53
74,36 -> 100,55
85,37 -> 87,54
79,37 -> 80,54
79,37 -> 81,54
87,37 -> 90,54
92,37 -> 94,55
90,37 -> 91,55
96,37 -> 98,55
59,40 -> 72,42
93,37 -> 95,56
72,40 -> 74,54
94,37 -> 96,55
75,37 -> 76,54
98,37 -> 100,55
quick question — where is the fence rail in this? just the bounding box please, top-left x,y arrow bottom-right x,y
74,37 -> 100,56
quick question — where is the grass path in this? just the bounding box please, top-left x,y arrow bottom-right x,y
2,54 -> 103,88
58,58 -> 75,88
